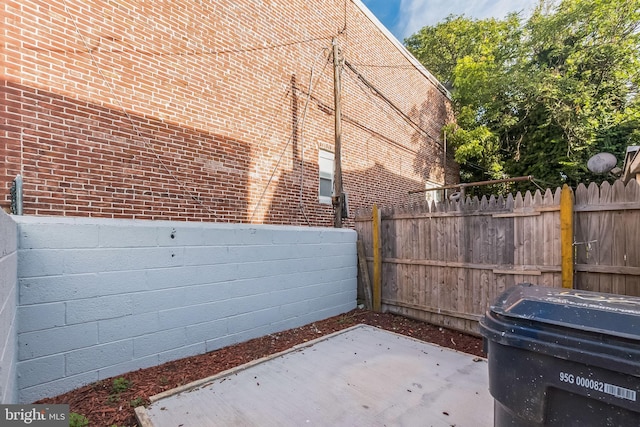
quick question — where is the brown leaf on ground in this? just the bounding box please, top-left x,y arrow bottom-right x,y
36,309 -> 484,426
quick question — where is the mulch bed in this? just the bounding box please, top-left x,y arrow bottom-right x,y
36,309 -> 484,426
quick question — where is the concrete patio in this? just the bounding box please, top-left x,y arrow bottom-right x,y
135,325 -> 492,426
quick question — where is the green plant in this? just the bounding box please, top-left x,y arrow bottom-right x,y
111,377 -> 132,393
107,377 -> 133,405
69,412 -> 89,427
130,396 -> 145,407
337,312 -> 359,324
158,375 -> 169,386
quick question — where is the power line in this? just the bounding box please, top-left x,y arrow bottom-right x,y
343,67 -> 417,145
297,86 -> 422,157
343,60 -> 439,144
294,58 -> 428,157
248,48 -> 332,223
62,0 -> 341,220
25,33 -> 334,57
285,63 -> 402,145
297,48 -> 331,225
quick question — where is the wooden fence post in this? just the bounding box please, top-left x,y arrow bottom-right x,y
356,240 -> 373,310
372,204 -> 382,311
560,184 -> 574,289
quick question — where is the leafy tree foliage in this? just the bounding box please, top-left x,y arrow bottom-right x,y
406,0 -> 640,190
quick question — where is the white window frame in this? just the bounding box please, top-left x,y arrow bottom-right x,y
318,149 -> 334,204
424,181 -> 444,205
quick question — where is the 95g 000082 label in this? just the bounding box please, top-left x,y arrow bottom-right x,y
559,372 -> 637,402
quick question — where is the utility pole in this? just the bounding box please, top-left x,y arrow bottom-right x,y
332,37 -> 344,228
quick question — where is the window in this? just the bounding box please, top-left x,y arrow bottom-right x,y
424,181 -> 444,205
318,150 -> 334,204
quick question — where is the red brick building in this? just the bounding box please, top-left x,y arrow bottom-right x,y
1,0 -> 457,226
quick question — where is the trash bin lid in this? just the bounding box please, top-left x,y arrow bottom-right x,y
490,284 -> 640,341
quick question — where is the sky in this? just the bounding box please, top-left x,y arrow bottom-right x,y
362,0 -> 540,41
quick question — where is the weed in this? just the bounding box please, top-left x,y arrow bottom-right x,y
337,315 -> 353,325
111,377 -> 132,393
159,376 -> 169,386
69,412 -> 89,427
107,394 -> 121,405
130,396 -> 145,407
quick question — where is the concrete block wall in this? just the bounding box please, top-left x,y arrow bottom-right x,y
0,210 -> 18,403
14,216 -> 357,402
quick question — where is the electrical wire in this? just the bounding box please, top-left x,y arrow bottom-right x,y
62,0 -> 328,220
297,48 -> 331,225
297,83 -> 421,156
248,48 -> 333,223
343,60 -> 438,143
61,0 -> 220,218
291,65 -> 422,157
60,0 -> 444,221
342,57 -> 449,159
343,66 -> 417,146
25,33 -> 334,58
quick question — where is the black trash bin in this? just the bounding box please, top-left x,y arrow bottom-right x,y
480,283 -> 640,427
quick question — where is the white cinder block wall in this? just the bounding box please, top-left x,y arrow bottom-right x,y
0,210 -> 18,403
14,216 -> 357,402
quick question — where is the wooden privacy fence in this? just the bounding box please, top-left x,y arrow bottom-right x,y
574,180 -> 640,295
355,179 -> 640,335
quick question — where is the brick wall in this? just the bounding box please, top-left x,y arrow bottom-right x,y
15,215 -> 356,402
0,210 -> 18,403
1,0 -> 456,225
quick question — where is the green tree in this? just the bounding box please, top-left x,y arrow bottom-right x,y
516,0 -> 640,186
408,13 -> 524,185
406,0 -> 640,190
405,14 -> 521,90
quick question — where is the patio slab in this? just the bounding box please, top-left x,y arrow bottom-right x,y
135,325 -> 492,427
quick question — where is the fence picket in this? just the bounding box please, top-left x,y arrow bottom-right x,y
355,179 -> 640,334
598,181 -> 613,294
625,180 -> 640,296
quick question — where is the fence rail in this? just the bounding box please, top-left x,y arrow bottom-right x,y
574,180 -> 640,297
355,179 -> 640,335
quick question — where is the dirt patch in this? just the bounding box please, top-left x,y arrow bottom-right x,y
36,309 -> 484,426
